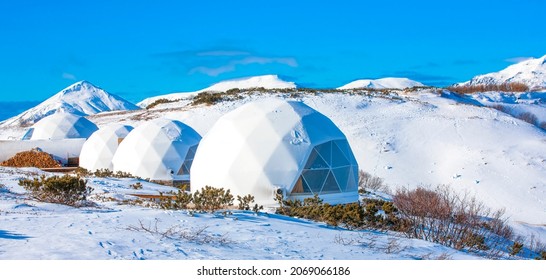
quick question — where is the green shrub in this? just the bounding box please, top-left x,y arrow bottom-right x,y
19,175 -> 93,207
159,190 -> 192,210
74,167 -> 91,176
130,182 -> 143,190
93,168 -> 114,177
193,186 -> 234,213
275,193 -> 364,230
192,92 -> 227,106
509,241 -> 523,256
146,98 -> 178,109
237,194 -> 255,210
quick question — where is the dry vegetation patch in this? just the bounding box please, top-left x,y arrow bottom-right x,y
1,149 -> 61,168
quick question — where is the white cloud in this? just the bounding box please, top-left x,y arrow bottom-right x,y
190,56 -> 298,76
505,57 -> 534,63
197,50 -> 250,57
62,72 -> 77,80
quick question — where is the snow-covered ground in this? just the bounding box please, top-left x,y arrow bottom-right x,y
0,167 -> 480,260
1,87 -> 545,259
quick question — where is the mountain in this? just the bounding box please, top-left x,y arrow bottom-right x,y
459,55 -> 546,89
137,74 -> 296,107
337,77 -> 425,90
0,81 -> 139,127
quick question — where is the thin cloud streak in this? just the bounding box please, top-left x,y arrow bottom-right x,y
62,72 -> 77,80
190,56 -> 298,76
505,56 -> 534,63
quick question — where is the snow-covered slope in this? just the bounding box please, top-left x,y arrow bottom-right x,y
459,55 -> 546,89
83,89 -> 546,226
0,81 -> 139,127
137,75 -> 296,108
337,77 -> 425,90
1,88 -> 545,260
0,167 -> 481,260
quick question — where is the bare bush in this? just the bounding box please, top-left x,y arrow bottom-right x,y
488,104 -> 511,114
126,219 -> 231,245
358,170 -> 384,193
381,238 -> 407,254
447,82 -> 529,94
516,112 -> 538,125
393,185 -> 512,255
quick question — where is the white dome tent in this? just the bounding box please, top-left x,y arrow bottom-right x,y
112,119 -> 201,181
79,124 -> 134,171
22,112 -> 98,140
190,98 -> 359,206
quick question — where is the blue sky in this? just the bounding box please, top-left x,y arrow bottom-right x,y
0,0 -> 545,103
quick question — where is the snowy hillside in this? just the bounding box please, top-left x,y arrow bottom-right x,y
80,89 -> 546,226
138,75 -> 296,108
1,88 -> 545,260
0,81 -> 139,128
459,55 -> 546,89
337,77 -> 425,90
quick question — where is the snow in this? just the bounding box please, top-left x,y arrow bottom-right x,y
137,75 -> 296,108
0,81 -> 139,129
1,87 -> 545,259
0,167 -> 479,260
459,55 -> 546,89
337,77 -> 425,90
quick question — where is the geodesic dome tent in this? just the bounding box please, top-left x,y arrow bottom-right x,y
79,124 -> 134,171
190,98 -> 359,206
22,112 -> 98,140
111,119 -> 201,181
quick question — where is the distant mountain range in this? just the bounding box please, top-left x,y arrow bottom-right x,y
2,54 -> 545,128
0,81 -> 138,127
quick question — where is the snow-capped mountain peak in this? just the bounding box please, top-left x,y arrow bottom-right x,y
137,74 -> 296,107
459,54 -> 546,89
0,81 -> 139,127
203,74 -> 296,92
337,77 -> 425,90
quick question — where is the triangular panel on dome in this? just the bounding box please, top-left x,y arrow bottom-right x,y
304,148 -> 329,169
301,169 -> 329,194
112,119 -> 201,181
27,112 -> 98,140
190,98 -> 359,206
321,171 -> 341,193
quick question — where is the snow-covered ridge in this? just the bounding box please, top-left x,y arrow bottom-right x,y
459,55 -> 546,90
337,77 -> 425,90
137,74 -> 296,108
0,81 -> 139,127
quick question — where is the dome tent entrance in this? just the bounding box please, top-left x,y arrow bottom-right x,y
111,119 -> 201,181
190,98 -> 359,206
